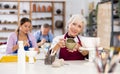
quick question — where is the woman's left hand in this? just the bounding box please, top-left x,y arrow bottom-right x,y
24,40 -> 30,47
81,50 -> 89,56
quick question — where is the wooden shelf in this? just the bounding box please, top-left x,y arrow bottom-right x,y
0,23 -> 17,25
20,13 -> 30,15
0,0 -> 66,39
54,14 -> 64,16
32,11 -> 52,13
0,8 -> 18,10
0,37 -> 7,40
0,30 -> 15,32
0,13 -> 18,15
32,18 -> 52,20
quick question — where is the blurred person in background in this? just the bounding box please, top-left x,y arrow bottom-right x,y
34,23 -> 53,47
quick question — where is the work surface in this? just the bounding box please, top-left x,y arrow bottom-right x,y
0,60 -> 120,74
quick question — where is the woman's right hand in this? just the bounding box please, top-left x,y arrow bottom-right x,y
52,39 -> 65,53
12,45 -> 19,51
57,39 -> 66,48
23,40 -> 30,47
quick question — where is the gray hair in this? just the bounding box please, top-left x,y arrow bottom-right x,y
66,14 -> 87,30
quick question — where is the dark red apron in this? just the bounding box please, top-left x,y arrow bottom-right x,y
59,33 -> 85,60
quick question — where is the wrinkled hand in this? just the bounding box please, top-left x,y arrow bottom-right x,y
67,43 -> 80,52
81,50 -> 89,56
57,39 -> 66,48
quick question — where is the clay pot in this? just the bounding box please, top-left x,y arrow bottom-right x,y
33,4 -> 36,12
23,10 -> 27,14
55,20 -> 63,28
56,9 -> 61,14
4,4 -> 9,9
47,5 -> 52,12
38,5 -> 41,12
41,5 -> 46,12
13,5 -> 17,9
9,11 -> 15,14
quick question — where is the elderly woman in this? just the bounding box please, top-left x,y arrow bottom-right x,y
6,17 -> 39,54
50,14 -> 89,60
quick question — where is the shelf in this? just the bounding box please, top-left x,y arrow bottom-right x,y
0,13 -> 18,15
0,23 -> 17,25
0,37 -> 7,40
32,19 -> 51,21
0,30 -> 15,32
32,17 -> 52,20
0,0 -> 66,38
54,14 -> 64,16
0,8 -> 18,10
32,11 -> 52,13
20,13 -> 30,15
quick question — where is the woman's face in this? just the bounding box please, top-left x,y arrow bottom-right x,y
20,22 -> 31,34
68,18 -> 84,37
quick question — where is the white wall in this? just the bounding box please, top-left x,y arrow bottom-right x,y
66,0 -> 100,24
64,0 -> 100,33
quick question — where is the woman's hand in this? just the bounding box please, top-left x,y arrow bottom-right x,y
12,44 -> 19,51
52,39 -> 65,52
23,40 -> 30,47
81,50 -> 89,56
57,39 -> 66,48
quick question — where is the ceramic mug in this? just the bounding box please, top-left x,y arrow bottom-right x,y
65,38 -> 76,50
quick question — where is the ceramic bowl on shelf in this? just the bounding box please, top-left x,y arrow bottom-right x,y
12,5 -> 17,9
55,20 -> 63,28
56,9 -> 61,14
4,4 -> 9,9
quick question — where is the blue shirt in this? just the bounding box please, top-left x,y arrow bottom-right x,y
34,30 -> 53,43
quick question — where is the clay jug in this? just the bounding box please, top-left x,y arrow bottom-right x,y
41,5 -> 46,12
33,4 -> 36,12
38,5 -> 41,12
47,5 -> 52,12
55,20 -> 63,28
